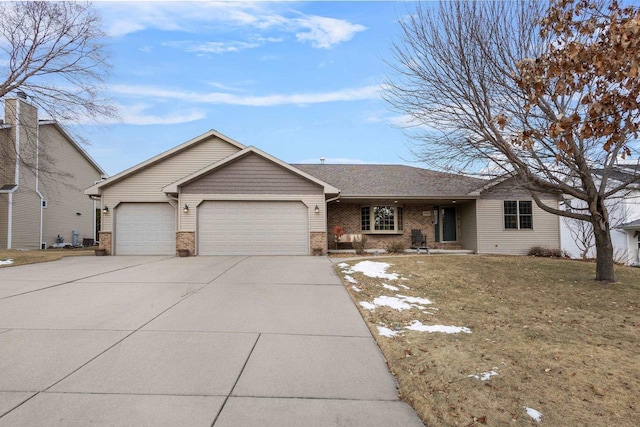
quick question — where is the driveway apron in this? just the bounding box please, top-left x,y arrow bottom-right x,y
0,256 -> 423,426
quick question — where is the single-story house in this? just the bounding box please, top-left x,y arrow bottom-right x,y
84,129 -> 561,256
0,96 -> 105,249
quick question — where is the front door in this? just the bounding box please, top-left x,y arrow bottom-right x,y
442,207 -> 457,242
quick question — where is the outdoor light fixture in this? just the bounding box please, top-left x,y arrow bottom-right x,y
183,204 -> 189,213
314,205 -> 320,214
102,206 -> 109,214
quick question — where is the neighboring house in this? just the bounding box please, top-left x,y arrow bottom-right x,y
561,165 -> 640,266
85,129 -> 562,256
0,96 -> 105,250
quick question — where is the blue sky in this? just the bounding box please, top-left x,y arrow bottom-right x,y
74,1 -> 419,176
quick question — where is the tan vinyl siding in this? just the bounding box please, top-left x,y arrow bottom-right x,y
100,137 -> 241,232
11,187 -> 41,249
182,153 -> 323,195
457,201 -> 477,252
476,197 -> 561,255
38,125 -> 103,247
0,194 -> 8,248
179,193 -> 326,233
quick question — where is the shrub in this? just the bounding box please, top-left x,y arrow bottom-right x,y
353,235 -> 367,255
385,239 -> 407,254
528,245 -> 567,258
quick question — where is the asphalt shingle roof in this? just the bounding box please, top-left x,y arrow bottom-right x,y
293,164 -> 486,198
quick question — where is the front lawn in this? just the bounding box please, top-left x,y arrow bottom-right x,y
335,255 -> 640,426
0,248 -> 94,268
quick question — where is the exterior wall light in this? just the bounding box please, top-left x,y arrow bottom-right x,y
183,204 -> 189,213
102,206 -> 109,214
314,205 -> 320,214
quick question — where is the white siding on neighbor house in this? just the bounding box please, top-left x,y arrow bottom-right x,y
100,137 -> 241,232
626,232 -> 640,266
198,201 -> 309,255
179,193 -> 327,233
39,125 -> 102,247
476,198 -> 561,255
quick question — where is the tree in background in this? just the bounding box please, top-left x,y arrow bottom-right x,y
385,0 -> 640,282
0,1 -> 114,122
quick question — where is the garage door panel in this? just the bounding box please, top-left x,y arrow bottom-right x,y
115,203 -> 175,255
198,201 -> 309,255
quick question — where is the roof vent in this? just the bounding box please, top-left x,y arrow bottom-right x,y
320,157 -> 325,165
16,91 -> 27,100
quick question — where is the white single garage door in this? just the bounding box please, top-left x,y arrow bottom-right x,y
115,203 -> 175,255
198,201 -> 309,255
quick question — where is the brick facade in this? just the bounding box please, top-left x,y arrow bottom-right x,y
176,231 -> 195,256
310,231 -> 327,255
327,203 -> 463,250
98,231 -> 112,255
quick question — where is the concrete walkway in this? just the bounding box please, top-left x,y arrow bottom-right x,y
0,256 -> 423,426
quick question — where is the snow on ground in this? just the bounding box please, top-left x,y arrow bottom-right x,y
369,295 -> 434,311
468,370 -> 499,381
406,321 -> 472,334
376,326 -> 400,338
525,407 -> 543,423
351,261 -> 399,280
397,295 -> 432,305
359,301 -> 377,310
351,285 -> 362,292
0,259 -> 13,266
344,275 -> 358,284
382,283 -> 399,291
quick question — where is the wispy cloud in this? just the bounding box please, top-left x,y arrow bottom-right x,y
98,103 -> 206,126
98,2 -> 366,49
109,84 -> 382,107
163,40 -> 261,54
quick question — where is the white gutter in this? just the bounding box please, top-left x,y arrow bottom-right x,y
7,193 -> 12,249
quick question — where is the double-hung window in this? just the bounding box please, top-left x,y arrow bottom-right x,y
504,200 -> 533,230
361,205 -> 403,233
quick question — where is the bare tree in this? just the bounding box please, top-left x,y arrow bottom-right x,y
385,0 -> 640,282
0,1 -> 115,122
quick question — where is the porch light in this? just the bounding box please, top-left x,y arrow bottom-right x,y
183,204 -> 189,213
314,205 -> 320,214
102,206 -> 108,214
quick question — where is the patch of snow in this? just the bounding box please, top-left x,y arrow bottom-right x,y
399,284 -> 411,290
401,277 -> 409,281
351,261 -> 399,280
344,275 -> 358,284
372,295 -> 414,311
0,259 -> 13,266
351,285 -> 362,292
382,283 -> 399,291
525,407 -> 542,423
396,294 -> 432,305
469,371 -> 498,381
359,301 -> 377,310
406,320 -> 471,334
376,326 -> 400,338
337,263 -> 349,268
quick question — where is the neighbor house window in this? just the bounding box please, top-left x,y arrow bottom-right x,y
504,200 -> 533,230
361,205 -> 403,233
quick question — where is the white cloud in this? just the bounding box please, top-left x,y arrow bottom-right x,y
98,2 -> 366,49
95,103 -> 206,126
109,84 -> 382,107
163,40 -> 261,54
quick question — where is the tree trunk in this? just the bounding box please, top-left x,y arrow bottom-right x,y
592,219 -> 615,282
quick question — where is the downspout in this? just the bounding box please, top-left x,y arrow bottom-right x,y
34,113 -> 45,249
7,193 -> 12,249
166,194 -> 179,230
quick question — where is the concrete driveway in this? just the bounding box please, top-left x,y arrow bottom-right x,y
0,256 -> 423,426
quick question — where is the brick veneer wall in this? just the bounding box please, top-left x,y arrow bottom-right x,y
176,231 -> 195,256
328,203 -> 461,250
310,232 -> 327,255
98,231 -> 111,255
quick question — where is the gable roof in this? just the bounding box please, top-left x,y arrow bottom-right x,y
38,121 -> 105,176
292,164 -> 486,198
84,129 -> 245,195
164,146 -> 340,195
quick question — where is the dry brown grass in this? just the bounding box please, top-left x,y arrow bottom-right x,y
0,248 -> 94,268
335,255 -> 640,426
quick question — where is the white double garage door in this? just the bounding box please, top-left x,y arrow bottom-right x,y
115,201 -> 309,256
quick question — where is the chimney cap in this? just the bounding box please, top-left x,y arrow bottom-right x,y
320,157 -> 325,165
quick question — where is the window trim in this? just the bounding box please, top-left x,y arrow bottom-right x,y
361,205 -> 404,234
503,200 -> 533,230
